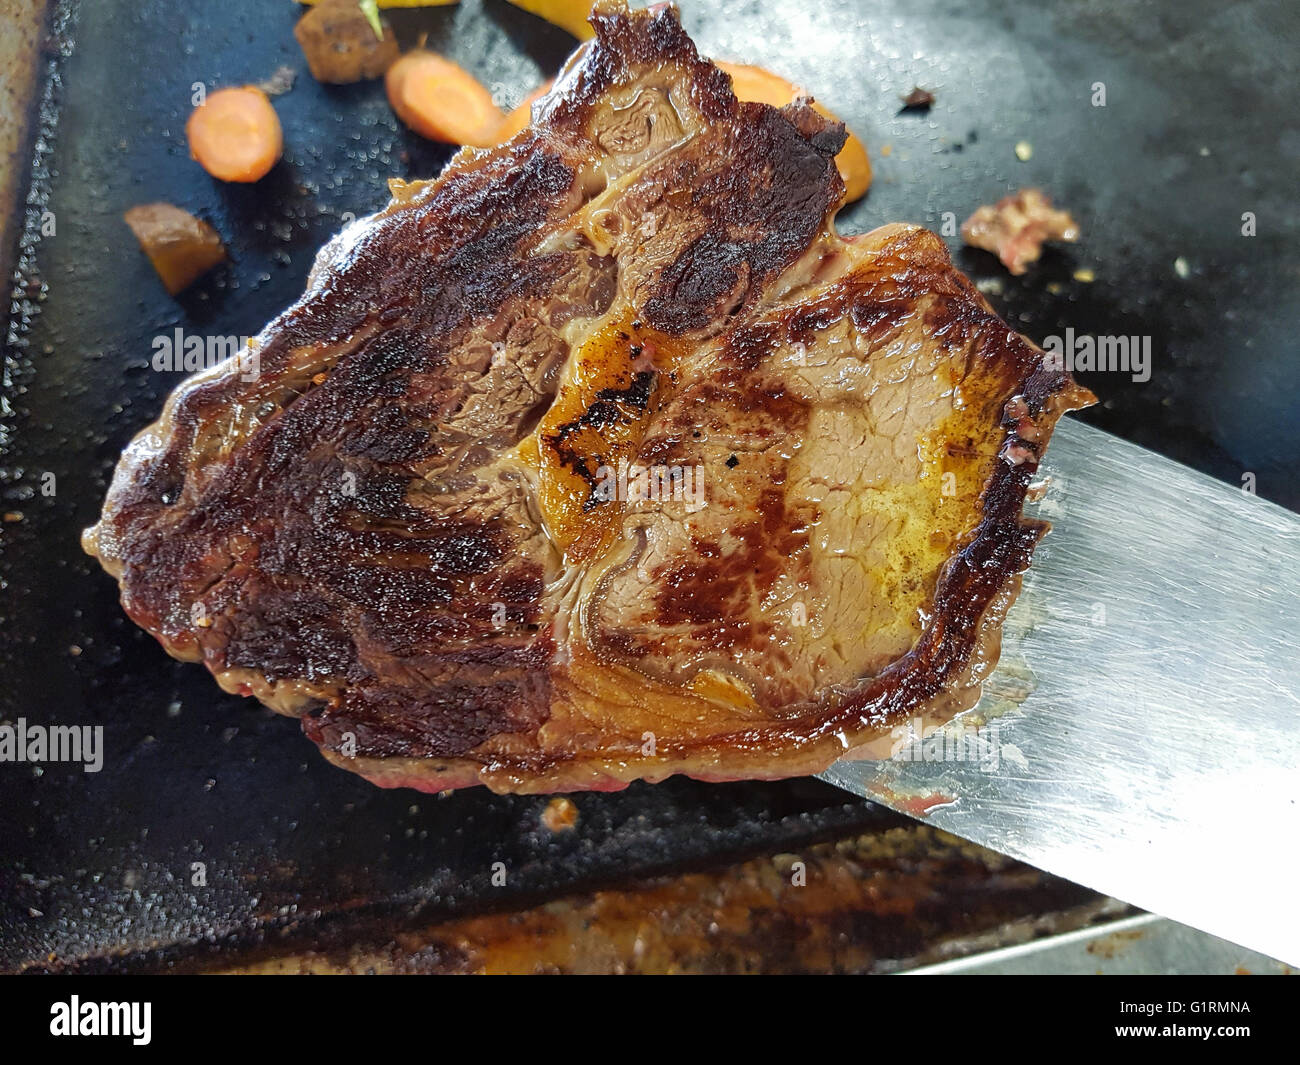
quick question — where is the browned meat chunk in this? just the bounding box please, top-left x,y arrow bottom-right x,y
294,0 -> 399,85
961,187 -> 1080,275
123,203 -> 226,295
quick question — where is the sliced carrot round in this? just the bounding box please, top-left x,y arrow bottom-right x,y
186,86 -> 283,183
385,51 -> 505,148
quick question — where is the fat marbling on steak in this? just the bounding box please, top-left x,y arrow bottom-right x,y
84,2 -> 1094,793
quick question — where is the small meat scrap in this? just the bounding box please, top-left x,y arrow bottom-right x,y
256,65 -> 298,98
123,203 -> 227,295
542,797 -> 579,833
899,86 -> 935,111
295,0 -> 400,84
960,188 -> 1079,276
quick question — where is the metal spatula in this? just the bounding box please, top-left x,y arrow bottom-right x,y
821,416 -> 1300,966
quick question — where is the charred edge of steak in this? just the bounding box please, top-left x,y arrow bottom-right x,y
641,103 -> 845,335
542,1 -> 738,131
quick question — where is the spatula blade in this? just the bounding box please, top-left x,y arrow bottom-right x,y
822,417 -> 1300,965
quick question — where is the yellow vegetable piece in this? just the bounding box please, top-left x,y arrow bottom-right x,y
505,0 -> 596,40
716,60 -> 872,203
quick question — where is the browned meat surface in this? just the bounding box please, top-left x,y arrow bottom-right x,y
84,1 -> 1093,794
960,187 -> 1080,275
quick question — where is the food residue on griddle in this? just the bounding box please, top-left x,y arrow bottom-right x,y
255,65 -> 298,98
899,86 -> 935,112
960,188 -> 1079,276
542,797 -> 579,833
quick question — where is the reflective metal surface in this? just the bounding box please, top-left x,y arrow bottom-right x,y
901,913 -> 1293,975
824,416 -> 1300,965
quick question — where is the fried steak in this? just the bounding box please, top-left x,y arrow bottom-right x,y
85,1 -> 1094,793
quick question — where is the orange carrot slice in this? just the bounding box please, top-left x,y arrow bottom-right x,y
830,128 -> 873,204
385,51 -> 505,148
715,61 -> 872,203
496,80 -> 554,142
716,61 -> 800,108
186,86 -> 283,184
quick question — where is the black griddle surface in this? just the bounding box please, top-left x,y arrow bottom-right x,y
2,0 -> 1296,971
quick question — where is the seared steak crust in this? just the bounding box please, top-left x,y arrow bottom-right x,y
85,2 -> 1092,793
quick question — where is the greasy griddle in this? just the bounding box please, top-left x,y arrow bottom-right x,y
1,0 -> 1296,971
